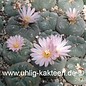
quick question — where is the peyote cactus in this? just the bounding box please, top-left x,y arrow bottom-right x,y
0,0 -> 86,86
67,36 -> 86,57
5,5 -> 40,41
56,15 -> 86,36
64,57 -> 86,85
38,11 -> 58,31
4,0 -> 18,17
5,62 -> 40,86
3,37 -> 32,65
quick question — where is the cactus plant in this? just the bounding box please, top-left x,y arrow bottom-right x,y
67,36 -> 86,57
5,62 -> 40,86
4,0 -> 18,17
56,15 -> 85,36
6,26 -> 40,42
5,16 -> 40,41
15,24 -> 40,41
64,57 -> 86,85
1,0 -> 86,85
38,11 -> 58,31
3,38 -> 32,65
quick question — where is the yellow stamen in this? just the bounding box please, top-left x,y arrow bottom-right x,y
23,16 -> 30,23
13,42 -> 19,48
43,50 -> 51,58
68,18 -> 77,24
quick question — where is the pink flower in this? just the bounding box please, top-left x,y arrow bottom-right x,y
30,35 -> 71,67
6,35 -> 24,52
66,8 -> 78,23
50,35 -> 71,59
30,37 -> 57,67
18,5 -> 40,24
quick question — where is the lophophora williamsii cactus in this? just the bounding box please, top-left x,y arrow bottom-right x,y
38,11 -> 58,31
5,5 -> 40,41
3,35 -> 32,65
1,0 -> 86,86
5,62 -> 40,86
4,0 -> 19,17
67,36 -> 86,57
64,57 -> 86,85
56,7 -> 86,36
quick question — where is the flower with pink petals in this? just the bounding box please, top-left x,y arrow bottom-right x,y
6,35 -> 24,52
66,8 -> 78,24
50,35 -> 71,59
18,5 -> 40,24
30,35 -> 71,67
30,37 -> 57,67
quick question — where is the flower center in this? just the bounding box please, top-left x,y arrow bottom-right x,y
23,16 -> 30,23
13,42 -> 20,48
43,50 -> 51,58
68,17 -> 76,24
